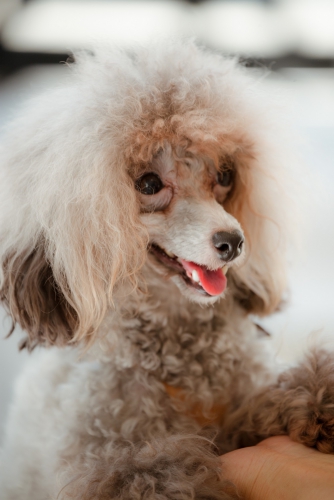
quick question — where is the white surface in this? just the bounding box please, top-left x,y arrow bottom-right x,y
2,1 -> 189,53
196,2 -> 291,57
2,0 -> 334,57
0,65 -> 334,444
0,0 -> 20,30
284,0 -> 334,57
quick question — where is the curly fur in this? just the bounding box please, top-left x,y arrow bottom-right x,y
0,40 -> 333,500
60,436 -> 239,500
219,349 -> 334,454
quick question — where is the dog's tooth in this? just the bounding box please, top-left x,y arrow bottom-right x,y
192,270 -> 200,283
165,249 -> 175,258
222,265 -> 228,275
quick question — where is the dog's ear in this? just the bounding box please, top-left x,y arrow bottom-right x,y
0,151 -> 148,347
0,63 -> 148,347
0,155 -> 147,348
1,245 -> 77,349
225,150 -> 291,316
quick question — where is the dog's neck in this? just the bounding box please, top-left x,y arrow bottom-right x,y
120,265 -> 232,328
98,264 -> 244,363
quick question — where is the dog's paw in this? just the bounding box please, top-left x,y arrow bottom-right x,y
281,349 -> 334,453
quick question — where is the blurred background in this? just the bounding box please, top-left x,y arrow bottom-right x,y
0,0 -> 334,443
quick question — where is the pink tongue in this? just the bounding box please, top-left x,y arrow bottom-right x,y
180,260 -> 227,296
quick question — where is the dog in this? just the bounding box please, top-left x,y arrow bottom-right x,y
0,40 -> 333,500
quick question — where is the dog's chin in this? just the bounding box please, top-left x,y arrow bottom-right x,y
147,244 -> 227,305
170,274 -> 223,305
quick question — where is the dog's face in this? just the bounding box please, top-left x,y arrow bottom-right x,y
135,145 -> 244,304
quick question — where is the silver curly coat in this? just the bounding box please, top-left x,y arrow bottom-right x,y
0,41 -> 333,500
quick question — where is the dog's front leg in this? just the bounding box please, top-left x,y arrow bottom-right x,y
59,435 -> 241,499
219,349 -> 334,453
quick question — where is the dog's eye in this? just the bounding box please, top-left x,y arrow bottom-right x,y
217,169 -> 234,187
135,173 -> 164,195
217,157 -> 235,188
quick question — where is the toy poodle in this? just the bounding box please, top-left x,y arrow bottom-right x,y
0,40 -> 334,500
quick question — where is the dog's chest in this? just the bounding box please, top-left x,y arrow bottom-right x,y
108,298 -> 262,397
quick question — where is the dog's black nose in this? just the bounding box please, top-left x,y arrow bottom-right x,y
212,230 -> 244,262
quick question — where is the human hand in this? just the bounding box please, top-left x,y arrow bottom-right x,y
221,435 -> 334,499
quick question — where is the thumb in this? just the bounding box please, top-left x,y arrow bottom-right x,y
221,447 -> 267,499
220,439 -> 294,500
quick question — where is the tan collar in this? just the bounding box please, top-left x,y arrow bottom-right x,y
164,383 -> 227,426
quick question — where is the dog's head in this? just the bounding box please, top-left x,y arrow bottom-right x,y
0,41 -> 290,348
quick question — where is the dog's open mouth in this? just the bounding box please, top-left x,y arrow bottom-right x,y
149,244 -> 227,296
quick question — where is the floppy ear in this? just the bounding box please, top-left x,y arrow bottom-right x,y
1,244 -> 77,350
225,146 -> 292,316
0,55 -> 148,348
